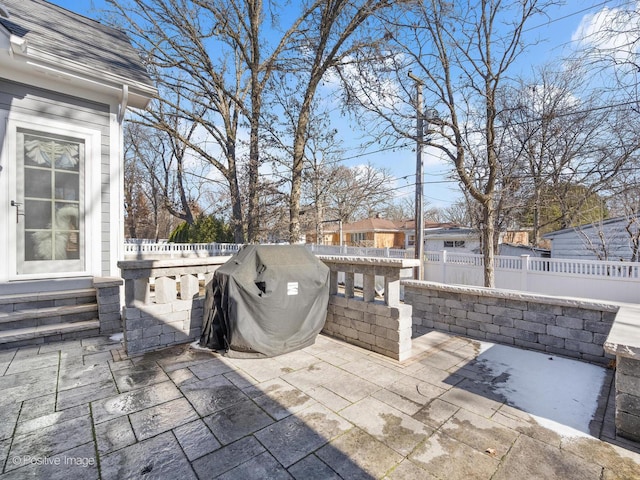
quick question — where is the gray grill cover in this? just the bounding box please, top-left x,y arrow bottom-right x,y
200,245 -> 330,358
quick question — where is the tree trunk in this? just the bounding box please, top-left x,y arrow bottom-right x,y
482,197 -> 496,288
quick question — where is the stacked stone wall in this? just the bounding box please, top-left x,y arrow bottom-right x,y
404,281 -> 618,364
324,296 -> 412,361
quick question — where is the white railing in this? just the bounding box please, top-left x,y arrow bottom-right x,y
124,242 -> 411,260
306,244 -> 410,258
124,238 -> 169,244
123,242 -> 241,259
425,250 -> 640,303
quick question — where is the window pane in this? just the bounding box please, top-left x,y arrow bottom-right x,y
55,172 -> 79,201
54,203 -> 80,260
25,168 -> 52,199
25,231 -> 52,260
25,200 -> 52,229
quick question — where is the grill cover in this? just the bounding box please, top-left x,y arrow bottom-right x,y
200,245 -> 330,358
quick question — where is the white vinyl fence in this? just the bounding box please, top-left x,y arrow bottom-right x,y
425,250 -> 640,304
123,242 -> 241,259
306,244 -> 410,258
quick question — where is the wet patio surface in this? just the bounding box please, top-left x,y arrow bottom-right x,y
0,331 -> 638,479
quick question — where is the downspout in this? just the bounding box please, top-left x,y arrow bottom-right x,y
117,84 -> 129,124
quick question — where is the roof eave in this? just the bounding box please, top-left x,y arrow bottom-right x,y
11,44 -> 156,107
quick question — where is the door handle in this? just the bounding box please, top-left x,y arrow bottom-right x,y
10,200 -> 24,223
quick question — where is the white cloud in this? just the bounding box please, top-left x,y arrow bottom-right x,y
572,3 -> 640,65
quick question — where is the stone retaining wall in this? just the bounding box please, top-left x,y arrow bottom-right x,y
122,299 -> 204,354
324,297 -> 413,361
404,280 -> 618,364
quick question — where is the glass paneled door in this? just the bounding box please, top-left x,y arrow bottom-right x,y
14,130 -> 85,275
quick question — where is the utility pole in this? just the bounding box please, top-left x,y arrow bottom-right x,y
409,71 -> 424,280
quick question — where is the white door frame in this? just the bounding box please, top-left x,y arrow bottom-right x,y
3,113 -> 101,281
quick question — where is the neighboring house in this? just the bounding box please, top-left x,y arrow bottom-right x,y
424,227 -> 481,254
423,227 -> 531,255
0,1 -> 155,344
499,243 -> 550,258
306,216 -> 406,248
543,215 -> 640,261
341,217 -> 405,249
394,219 -> 459,249
306,215 -> 530,255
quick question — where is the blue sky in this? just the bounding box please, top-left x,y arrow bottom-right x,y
48,0 -> 619,211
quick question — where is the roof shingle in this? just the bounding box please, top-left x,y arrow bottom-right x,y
0,0 -> 153,86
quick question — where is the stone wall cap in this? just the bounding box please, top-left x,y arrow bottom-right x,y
118,256 -> 233,270
604,305 -> 640,358
93,277 -> 124,287
402,280 -> 622,312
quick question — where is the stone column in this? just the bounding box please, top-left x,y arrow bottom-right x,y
93,277 -> 123,334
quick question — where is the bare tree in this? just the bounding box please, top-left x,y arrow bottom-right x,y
108,0 -> 394,243
322,162 -> 396,223
124,122 -> 205,229
498,64 -> 635,245
372,0 -> 556,287
607,171 -> 640,262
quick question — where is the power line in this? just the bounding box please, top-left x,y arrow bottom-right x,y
522,0 -> 634,34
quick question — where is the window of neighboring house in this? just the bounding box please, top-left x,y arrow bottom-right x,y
407,234 -> 415,246
444,240 -> 466,248
351,232 -> 366,244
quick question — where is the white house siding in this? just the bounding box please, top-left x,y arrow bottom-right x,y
425,238 -> 481,254
0,79 -> 111,281
547,221 -> 640,261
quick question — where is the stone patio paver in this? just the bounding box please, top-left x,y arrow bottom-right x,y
204,399 -> 275,445
92,381 -> 182,424
409,430 -> 500,479
173,419 -> 221,461
439,407 -> 519,460
94,416 -> 137,454
288,454 -> 342,480
254,402 -> 353,467
7,415 -> 94,470
191,436 -> 265,478
100,431 -> 196,480
315,427 -> 403,478
492,434 -> 603,480
111,362 -> 172,392
129,397 -> 199,440
340,396 -> 433,456
0,442 -> 98,480
56,378 -> 118,410
0,331 -> 638,479
181,374 -> 249,417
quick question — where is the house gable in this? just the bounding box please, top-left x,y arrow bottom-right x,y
0,0 -> 155,108
543,215 -> 640,260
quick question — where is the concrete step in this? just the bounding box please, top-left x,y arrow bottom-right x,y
0,288 -> 97,313
0,304 -> 98,331
0,288 -> 101,349
0,320 -> 101,349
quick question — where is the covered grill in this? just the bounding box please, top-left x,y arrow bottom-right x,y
200,245 -> 330,358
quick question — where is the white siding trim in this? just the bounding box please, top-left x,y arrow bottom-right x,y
0,109 -> 8,282
109,103 -> 124,276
